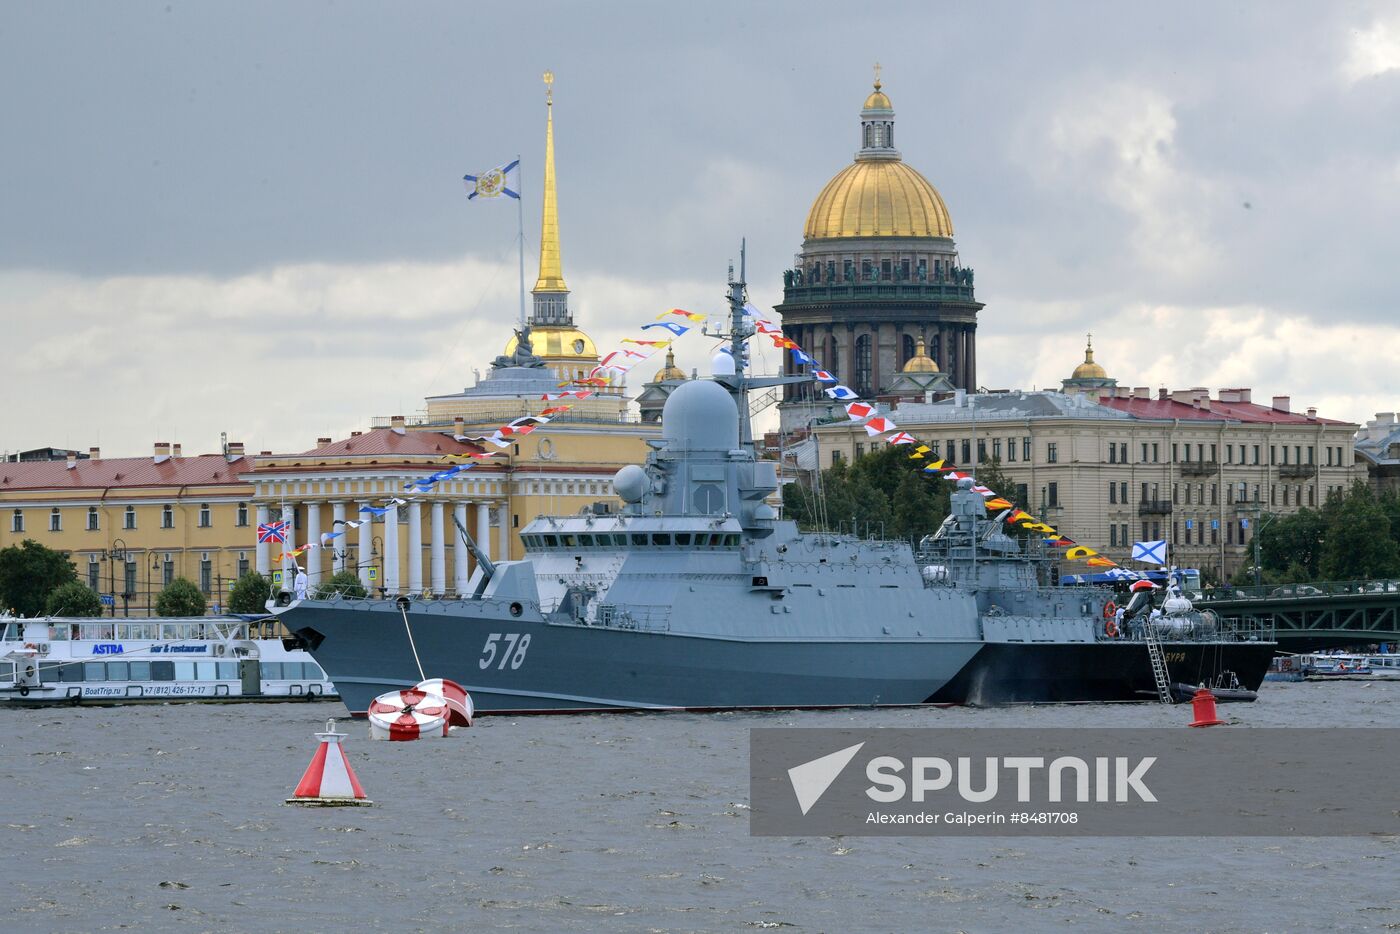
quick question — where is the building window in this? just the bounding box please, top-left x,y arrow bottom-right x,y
1046,482 -> 1059,507
88,559 -> 100,591
1045,443 -> 1058,464
1121,524 -> 1128,547
1281,446 -> 1288,465
1120,482 -> 1128,504
1109,483 -> 1117,505
1211,484 -> 1218,505
237,553 -> 250,578
961,440 -> 971,464
1108,444 -> 1117,464
1006,438 -> 1016,463
237,502 -> 249,527
11,509 -> 23,533
1141,482 -> 1150,504
1141,443 -> 1149,463
123,561 -> 137,597
854,443 -> 865,458
161,505 -> 174,529
977,440 -> 987,463
853,334 -> 872,395
124,506 -> 136,530
49,508 -> 62,532
198,504 -> 212,528
832,450 -> 843,465
1023,438 -> 1032,461
1015,484 -> 1029,506
992,439 -> 1002,461
929,441 -> 941,458
1226,444 -> 1233,464
200,556 -> 212,594
1110,525 -> 1118,546
87,507 -> 99,531
1152,443 -> 1160,463
1198,443 -> 1205,462
900,333 -> 915,369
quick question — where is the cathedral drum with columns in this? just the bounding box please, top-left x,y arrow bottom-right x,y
777,71 -> 982,427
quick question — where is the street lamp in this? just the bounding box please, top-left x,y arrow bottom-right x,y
99,538 -> 129,618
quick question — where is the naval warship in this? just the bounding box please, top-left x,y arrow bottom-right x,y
271,262 -> 1273,713
270,264 -> 986,714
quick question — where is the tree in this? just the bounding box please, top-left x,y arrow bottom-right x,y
1319,483 -> 1400,580
313,570 -> 368,600
1257,508 -> 1326,580
783,445 -> 949,541
227,571 -> 272,614
156,578 -> 207,617
45,581 -> 103,617
0,540 -> 78,617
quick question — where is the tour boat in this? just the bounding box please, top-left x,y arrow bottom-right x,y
0,614 -> 336,705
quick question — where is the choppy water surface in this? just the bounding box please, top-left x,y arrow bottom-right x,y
4,681 -> 1396,933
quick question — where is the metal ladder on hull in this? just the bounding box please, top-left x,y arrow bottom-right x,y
1143,625 -> 1174,704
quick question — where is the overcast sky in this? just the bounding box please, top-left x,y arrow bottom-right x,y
3,1 -> 1399,457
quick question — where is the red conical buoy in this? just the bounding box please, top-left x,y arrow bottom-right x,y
286,719 -> 373,806
1188,687 -> 1225,728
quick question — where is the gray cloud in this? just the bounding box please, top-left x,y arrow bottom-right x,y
2,1 -> 1397,455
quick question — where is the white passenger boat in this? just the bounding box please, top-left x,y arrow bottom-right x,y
1300,653 -> 1373,678
0,615 -> 336,705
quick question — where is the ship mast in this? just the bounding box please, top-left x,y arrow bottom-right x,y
729,240 -> 755,449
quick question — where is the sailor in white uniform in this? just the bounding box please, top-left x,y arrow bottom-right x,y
294,567 -> 309,601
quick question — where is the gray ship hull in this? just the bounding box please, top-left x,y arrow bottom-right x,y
284,600 -> 982,715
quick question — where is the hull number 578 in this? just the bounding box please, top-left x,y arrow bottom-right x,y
480,633 -> 531,670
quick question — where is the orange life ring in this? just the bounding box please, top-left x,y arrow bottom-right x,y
1104,618 -> 1119,637
1102,601 -> 1117,620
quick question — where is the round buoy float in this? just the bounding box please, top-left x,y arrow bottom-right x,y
286,719 -> 372,806
414,678 -> 473,727
367,688 -> 450,741
1188,686 -> 1226,728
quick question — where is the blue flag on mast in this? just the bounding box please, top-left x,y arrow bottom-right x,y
463,160 -> 521,200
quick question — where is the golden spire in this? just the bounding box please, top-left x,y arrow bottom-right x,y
1071,332 -> 1108,380
534,70 -> 567,293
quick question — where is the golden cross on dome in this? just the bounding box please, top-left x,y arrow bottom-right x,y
873,61 -> 882,89
1086,331 -> 1093,349
543,70 -> 554,104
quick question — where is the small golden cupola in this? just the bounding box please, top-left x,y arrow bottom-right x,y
653,347 -> 686,382
901,335 -> 940,373
1062,333 -> 1117,393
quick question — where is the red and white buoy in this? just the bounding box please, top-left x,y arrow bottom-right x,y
286,719 -> 372,806
1188,686 -> 1226,728
367,688 -> 450,741
414,678 -> 474,727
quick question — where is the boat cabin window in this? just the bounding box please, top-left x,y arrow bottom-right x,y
84,662 -> 105,681
58,663 -> 85,682
561,534 -> 576,547
675,533 -> 692,546
631,533 -> 648,546
151,661 -> 175,681
106,661 -> 129,681
652,533 -> 672,546
128,661 -> 151,681
543,535 -> 559,548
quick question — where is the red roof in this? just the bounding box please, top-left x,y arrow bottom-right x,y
293,428 -> 485,458
1099,397 -> 1352,426
0,454 -> 255,492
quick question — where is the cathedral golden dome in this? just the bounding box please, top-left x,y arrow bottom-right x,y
804,160 -> 953,240
652,347 -> 686,382
901,336 -> 939,373
504,325 -> 598,362
1071,335 -> 1108,380
863,86 -> 892,110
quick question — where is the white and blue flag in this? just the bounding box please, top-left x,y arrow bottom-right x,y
463,159 -> 521,200
824,385 -> 858,401
1132,540 -> 1167,565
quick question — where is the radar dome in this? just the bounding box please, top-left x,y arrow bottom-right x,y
612,464 -> 647,504
661,379 -> 739,451
711,350 -> 736,377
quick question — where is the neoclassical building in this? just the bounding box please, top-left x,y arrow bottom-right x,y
776,72 -> 982,421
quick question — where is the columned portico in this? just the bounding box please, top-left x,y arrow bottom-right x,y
255,504 -> 270,573
430,501 -> 446,595
281,504 -> 296,583
384,502 -> 400,594
497,504 -> 510,562
406,500 -> 423,594
453,502 -> 470,594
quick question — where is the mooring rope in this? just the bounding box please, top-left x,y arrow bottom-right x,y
398,600 -> 426,682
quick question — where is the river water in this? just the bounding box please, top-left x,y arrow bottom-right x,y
4,681 -> 1396,932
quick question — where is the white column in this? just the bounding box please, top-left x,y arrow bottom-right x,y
497,504 -> 510,562
476,501 -> 492,564
384,503 -> 400,594
332,501 -> 347,573
306,501 -> 322,586
282,502 -> 296,584
357,505 -> 373,589
430,501 -> 446,596
406,500 -> 423,594
453,502 -> 469,595
255,504 -> 270,573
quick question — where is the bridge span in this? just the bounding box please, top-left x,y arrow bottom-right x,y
1195,580 -> 1400,651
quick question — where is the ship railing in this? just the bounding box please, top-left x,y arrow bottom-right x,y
1108,613 -> 1274,644
594,603 -> 672,632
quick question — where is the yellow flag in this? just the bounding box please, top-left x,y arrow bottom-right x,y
1065,545 -> 1099,560
985,497 -> 1012,511
908,445 -> 931,460
1020,522 -> 1057,534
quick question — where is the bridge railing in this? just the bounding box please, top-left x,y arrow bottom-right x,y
1196,580 -> 1400,602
